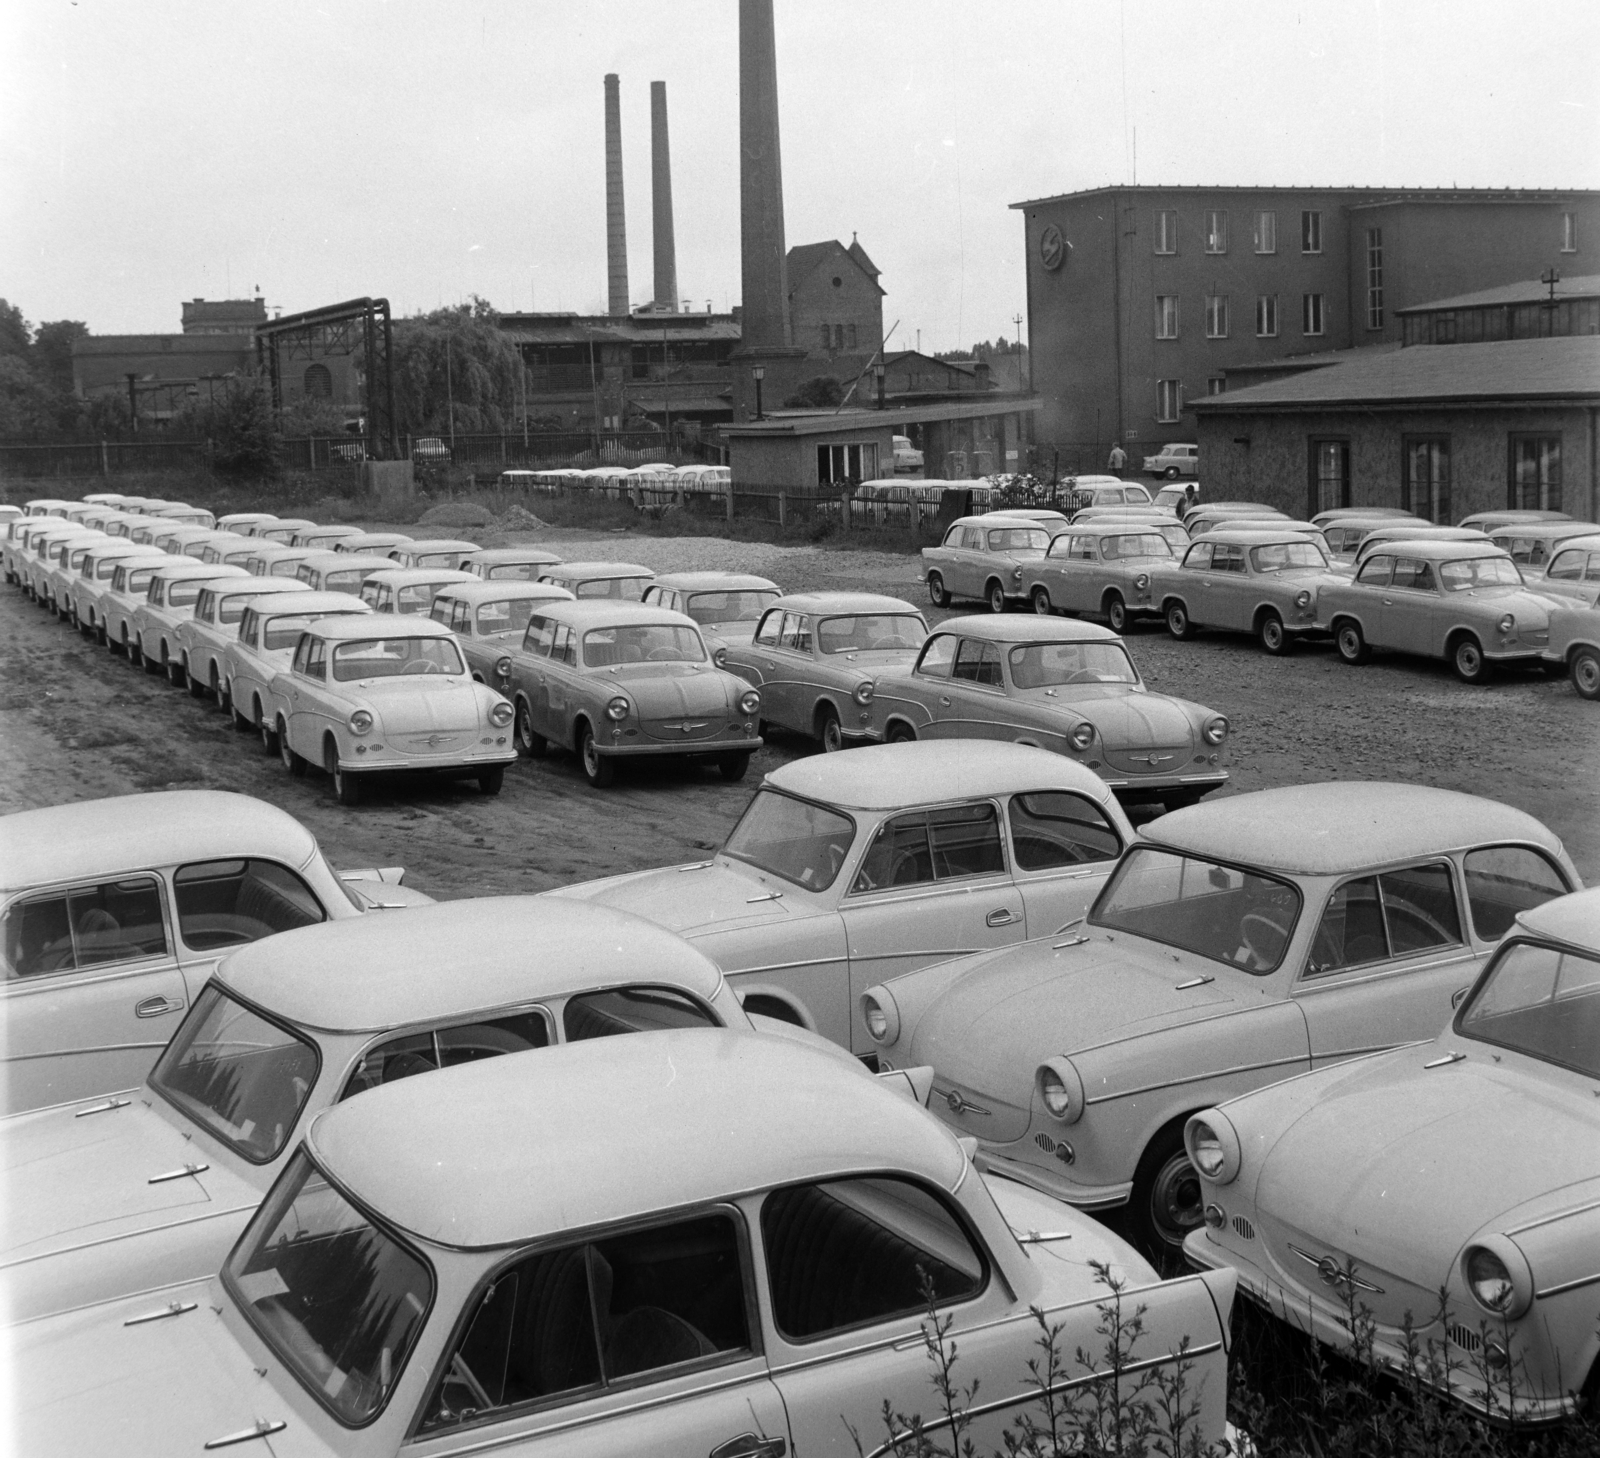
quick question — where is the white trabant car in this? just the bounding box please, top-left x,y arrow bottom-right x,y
0,896 -> 846,1323
227,592 -> 373,740
1184,886 -> 1600,1424
215,512 -> 279,534
428,579 -> 574,684
464,545 -> 564,580
241,541 -> 321,579
145,503 -> 216,528
76,548 -> 168,645
129,561 -> 250,682
6,1029 -> 1237,1457
1022,520 -> 1177,630
290,523 -> 364,550
198,534 -> 265,568
174,576 -> 313,706
334,530 -> 414,557
861,782 -> 1580,1257
171,528 -> 250,563
1532,533 -> 1600,605
251,516 -> 317,543
921,514 -> 1053,612
0,790 -> 426,1114
536,558 -> 653,598
642,571 -> 782,656
267,614 -> 519,804
36,529 -> 111,617
1489,520 -> 1600,576
387,537 -> 481,570
98,555 -> 205,663
359,566 -> 476,615
20,523 -> 103,604
549,742 -> 1136,1054
1142,442 -> 1200,478
1458,509 -> 1570,536
294,550 -> 398,595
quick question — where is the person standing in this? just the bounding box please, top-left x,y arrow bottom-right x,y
1107,442 -> 1127,474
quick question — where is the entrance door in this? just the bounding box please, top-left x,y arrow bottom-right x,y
1308,439 -> 1351,517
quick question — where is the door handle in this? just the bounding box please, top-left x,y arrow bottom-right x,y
986,908 -> 1016,927
709,1436 -> 787,1458
1451,985 -> 1470,1009
939,696 -> 951,706
135,995 -> 184,1019
1382,598 -> 1393,606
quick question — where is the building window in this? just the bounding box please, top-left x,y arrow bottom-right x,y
1254,210 -> 1277,254
1509,435 -> 1562,511
1310,439 -> 1351,514
1366,228 -> 1385,329
833,325 -> 845,352
1404,436 -> 1451,524
1562,213 -> 1578,253
1204,295 -> 1229,339
1302,293 -> 1325,336
1155,295 -> 1180,339
1205,210 -> 1228,254
1256,295 -> 1278,337
818,323 -> 831,351
1301,210 -> 1322,254
1156,380 -> 1183,423
817,442 -> 878,485
303,363 -> 332,398
1434,312 -> 1457,344
846,323 -> 857,349
1155,210 -> 1178,254
1206,376 -> 1226,395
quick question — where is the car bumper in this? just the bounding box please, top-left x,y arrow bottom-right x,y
1098,769 -> 1229,798
341,745 -> 519,774
596,734 -> 763,760
976,1149 -> 1134,1211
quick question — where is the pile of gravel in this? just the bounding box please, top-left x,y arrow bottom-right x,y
498,503 -> 550,532
418,501 -> 495,528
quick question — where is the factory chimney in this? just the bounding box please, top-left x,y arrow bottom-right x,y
603,73 -> 629,317
650,82 -> 679,312
738,0 -> 792,349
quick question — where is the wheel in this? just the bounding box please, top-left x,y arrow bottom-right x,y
818,707 -> 844,753
1031,586 -> 1054,616
1452,634 -> 1491,685
718,752 -> 752,782
514,700 -> 547,758
143,644 -> 163,675
1104,592 -> 1128,633
330,757 -> 362,804
1129,1121 -> 1206,1262
478,765 -> 505,795
986,580 -> 1007,614
579,725 -> 615,787
186,660 -> 207,697
279,720 -> 306,776
211,668 -> 227,710
886,722 -> 917,744
1164,465 -> 1180,479
1258,611 -> 1289,656
1165,601 -> 1198,641
1335,620 -> 1370,665
124,631 -> 139,665
1572,646 -> 1600,701
926,572 -> 949,608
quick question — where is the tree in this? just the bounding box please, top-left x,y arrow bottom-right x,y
0,300 -> 31,359
382,297 -> 522,437
782,375 -> 844,409
0,354 -> 56,437
204,374 -> 279,478
32,320 -> 88,396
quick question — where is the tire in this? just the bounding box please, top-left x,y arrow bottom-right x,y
1164,466 -> 1180,479
579,725 -> 615,787
1031,586 -> 1054,616
329,748 -> 362,805
1572,646 -> 1600,701
1129,1121 -> 1206,1262
718,752 -> 752,782
514,699 -> 547,758
211,668 -> 227,711
124,630 -> 139,665
926,572 -> 949,608
886,721 -> 917,744
1335,619 -> 1371,665
1105,592 -> 1128,634
279,719 -> 306,776
1165,601 -> 1198,641
478,765 -> 505,796
143,644 -> 163,675
818,706 -> 844,753
1451,633 -> 1491,685
986,580 -> 1007,614
1258,611 -> 1290,656
232,696 -> 253,732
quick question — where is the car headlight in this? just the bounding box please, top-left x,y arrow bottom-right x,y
738,689 -> 761,716
861,985 -> 900,1045
714,646 -> 728,667
606,695 -> 630,721
1202,716 -> 1229,745
1135,572 -> 1150,590
1497,613 -> 1515,634
1295,589 -> 1312,608
1068,722 -> 1095,751
853,681 -> 874,706
347,709 -> 374,735
495,654 -> 513,677
1463,1240 -> 1533,1319
488,700 -> 514,728
1036,1058 -> 1084,1123
1185,1110 -> 1241,1185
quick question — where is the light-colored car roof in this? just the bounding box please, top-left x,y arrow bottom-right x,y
650,571 -> 781,592
433,580 -> 575,604
539,560 -> 653,577
1490,521 -> 1600,542
950,514 -> 1053,530
1360,540 -> 1511,561
930,614 -> 1122,645
1200,528 -> 1334,545
298,524 -> 363,537
362,568 -> 477,588
1071,520 -> 1184,537
1515,885 -> 1600,952
763,592 -> 921,616
210,576 -> 313,600
540,599 -> 699,629
1,791 -> 318,894
220,897 -> 720,1033
766,739 -> 1117,811
309,612 -> 454,641
1143,782 -> 1563,876
146,561 -> 249,582
255,591 -> 375,617
306,1029 -> 963,1248
296,551 -> 399,572
467,547 -> 563,564
398,538 -> 481,552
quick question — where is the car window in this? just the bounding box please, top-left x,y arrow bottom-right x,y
941,525 -> 963,548
852,804 -> 1004,892
915,634 -> 958,678
490,562 -> 541,580
761,1176 -> 984,1342
779,612 -> 812,653
1546,549 -> 1585,581
1457,939 -> 1600,1079
1067,534 -> 1096,561
1390,558 -> 1437,591
2,876 -> 169,977
1210,544 -> 1246,574
396,584 -> 434,614
240,609 -> 260,647
304,638 -> 328,680
449,600 -> 471,633
217,595 -> 254,625
1182,542 -> 1213,570
341,1011 -> 552,1100
478,599 -> 537,636
1104,533 -> 1172,560
194,590 -> 216,624
522,614 -> 555,656
1356,554 -> 1394,586
173,859 -> 324,950
1008,792 -> 1122,870
952,638 -> 1003,686
819,614 -> 924,654
685,590 -> 778,625
1308,862 -> 1463,974
962,527 -> 985,549
332,636 -> 464,680
753,608 -> 783,646
1586,553 -> 1600,582
552,624 -> 577,666
563,985 -> 720,1041
168,580 -> 206,608
421,1211 -> 751,1433
429,596 -> 452,624
264,615 -> 317,651
360,581 -> 383,606
1462,846 -> 1571,942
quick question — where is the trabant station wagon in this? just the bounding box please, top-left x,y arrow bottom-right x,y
359,567 -> 476,616
464,546 -> 564,580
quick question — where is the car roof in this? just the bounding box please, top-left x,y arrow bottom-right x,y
1143,782 -> 1563,876
242,543 -> 314,560
1072,521 -> 1183,536
363,568 -> 477,587
467,547 -> 562,563
1362,525 -> 1487,540
211,577 -> 313,598
650,572 -> 781,592
540,599 -> 699,629
951,515 -> 1053,529
1199,528 -> 1330,544
1361,540 -> 1510,561
148,560 -> 249,580
400,538 -> 481,552
256,592 -> 375,617
1491,521 -> 1600,540
434,581 -> 575,604
297,551 -> 399,571
1515,886 -> 1600,953
930,613 -> 1122,645
300,523 -> 363,536
1546,532 -> 1600,552
305,1028 -> 964,1249
219,897 -> 722,1033
540,560 -> 654,576
1,791 -> 318,894
764,592 -> 921,615
309,612 -> 453,640
342,531 -> 414,543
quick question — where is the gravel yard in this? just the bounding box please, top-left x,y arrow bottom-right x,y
4,516 -> 1596,894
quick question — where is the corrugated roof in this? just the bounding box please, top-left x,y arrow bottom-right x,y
1009,184 -> 1600,211
1396,274 -> 1600,314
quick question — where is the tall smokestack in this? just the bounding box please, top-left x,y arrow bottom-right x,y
738,0 -> 791,348
603,73 -> 629,317
650,82 -> 679,311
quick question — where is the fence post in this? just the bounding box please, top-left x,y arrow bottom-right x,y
725,479 -> 734,523
778,491 -> 787,527
100,439 -> 109,477
840,490 -> 850,528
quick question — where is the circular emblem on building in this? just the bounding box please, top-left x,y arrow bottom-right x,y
1040,224 -> 1067,271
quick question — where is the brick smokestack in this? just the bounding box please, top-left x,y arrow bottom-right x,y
604,73 -> 629,317
738,0 -> 791,348
650,81 -> 679,311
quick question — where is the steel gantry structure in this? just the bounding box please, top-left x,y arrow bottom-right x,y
254,297 -> 398,460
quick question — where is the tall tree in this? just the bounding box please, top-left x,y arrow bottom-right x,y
0,300 -> 31,359
384,297 -> 521,437
32,320 -> 89,396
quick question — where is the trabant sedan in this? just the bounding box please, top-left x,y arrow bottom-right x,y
921,514 -> 1053,612
6,1030 -> 1236,1458
268,614 -> 519,803
1319,510 -> 1429,562
429,580 -> 575,682
21,497 -> 77,517
99,555 -> 205,662
0,896 -> 845,1323
1183,886 -> 1600,1423
241,541 -> 321,579
1458,508 -> 1570,536
293,550 -> 398,594
129,561 -> 250,682
1023,521 -> 1176,630
34,529 -> 110,616
0,789 -> 426,1113
175,577 -> 312,706
1059,508 -> 1188,557
1545,603 -> 1600,700
199,535 -> 267,568
334,530 -> 415,556
1317,541 -> 1555,683
5,516 -> 66,585
1143,442 -> 1200,478
227,592 -> 373,740
862,782 -> 1580,1257
1310,506 -> 1417,529
290,523 -> 365,550
719,592 -> 927,751
215,512 -> 279,534
1534,534 -> 1600,606
79,549 -> 168,647
251,516 -> 317,542
505,600 -> 761,786
464,545 -> 564,579
535,558 -> 653,598
642,571 -> 782,655
359,566 -> 476,615
172,528 -> 249,563
130,520 -> 212,553
1352,523 -> 1490,563
866,616 -> 1230,806
145,503 -> 216,528
1489,520 -> 1600,574
1150,528 -> 1347,654
1181,503 -> 1288,537
550,742 -> 1136,1052
387,537 -> 481,569
19,522 -> 100,602
1064,476 -> 1156,510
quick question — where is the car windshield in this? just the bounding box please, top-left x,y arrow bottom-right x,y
225,1150 -> 431,1426
583,624 -> 705,666
1101,533 -> 1173,560
1251,541 -> 1329,572
1090,845 -> 1302,974
1440,557 -> 1523,590
1457,938 -> 1600,1078
475,599 -> 538,635
684,589 -> 779,624
149,984 -> 319,1163
817,614 -> 926,654
987,528 -> 1050,553
1008,641 -> 1139,687
722,789 -> 856,891
333,637 -> 465,679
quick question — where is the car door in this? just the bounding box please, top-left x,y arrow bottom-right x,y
282,635 -> 328,756
1381,557 -> 1443,656
1344,553 -> 1395,643
940,638 -> 1014,740
1,873 -> 188,1112
1003,789 -> 1126,936
1051,533 -> 1098,613
741,612 -> 808,731
1205,542 -> 1254,629
510,614 -> 557,735
541,623 -> 584,742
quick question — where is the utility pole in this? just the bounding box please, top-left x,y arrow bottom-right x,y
446,338 -> 456,451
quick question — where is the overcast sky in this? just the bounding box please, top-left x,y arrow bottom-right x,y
3,0 -> 1597,351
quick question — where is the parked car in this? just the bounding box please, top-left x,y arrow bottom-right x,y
1545,602 -> 1600,700
1181,503 -> 1289,537
1153,483 -> 1197,513
131,521 -> 212,553
1023,520 -> 1177,630
267,614 -> 519,803
21,497 -> 77,517
290,524 -> 365,550
1489,520 -> 1600,573
1183,886 -> 1600,1424
293,550 -> 398,594
174,577 -> 312,706
535,558 -> 654,599
1143,443 -> 1200,478
1070,509 -> 1194,555
250,516 -> 317,543
20,522 -> 100,602
428,579 -> 575,683
1458,509 -> 1570,535
0,896 -> 846,1322
0,790 -> 427,1113
215,512 -> 279,534
387,537 -> 482,570
199,536 -> 266,568
98,556 -> 198,663
1310,506 -> 1418,529
226,591 -> 373,740
550,741 -> 1135,1053
171,529 -> 249,564
72,541 -> 166,639
719,592 -> 927,751
862,781 -> 1579,1256
642,572 -> 783,658
129,562 -> 251,682
412,434 -> 450,459
334,530 -> 415,556
994,507 -> 1073,538
35,529 -> 110,617
892,432 -> 925,472
359,566 -> 476,615
922,515 -> 1054,612
1318,510 -> 1428,562
1149,528 -> 1347,653
1535,535 -> 1600,606
461,545 -> 564,580
240,542 -> 321,579
504,599 -> 761,786
1317,541 -> 1555,683
1352,524 -> 1491,563
145,503 -> 216,528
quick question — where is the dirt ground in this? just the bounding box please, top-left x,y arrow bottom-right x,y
3,517 -> 1596,893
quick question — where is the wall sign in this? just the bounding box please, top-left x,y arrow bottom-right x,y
1040,224 -> 1067,271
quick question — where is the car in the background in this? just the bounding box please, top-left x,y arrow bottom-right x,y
215,512 -> 278,534
85,552 -> 172,652
863,782 -> 1579,1257
290,523 -> 364,550
5,516 -> 67,585
1181,503 -> 1289,537
1071,509 -> 1195,556
1063,477 -> 1155,512
642,571 -> 782,656
334,530 -> 415,557
19,523 -> 100,603
922,514 -> 1053,612
226,591 -> 374,741
174,577 -> 312,706
1546,603 -> 1600,701
463,545 -> 564,580
1458,509 -> 1570,536
429,579 -> 575,683
1489,520 -> 1600,574
412,434 -> 450,459
535,558 -> 653,598
171,529 -> 248,564
1183,886 -> 1600,1424
1536,536 -> 1600,606
131,521 -> 212,553
267,614 -> 518,803
240,541 -> 320,579
992,507 -> 1073,538
199,535 -> 267,569
892,432 -> 924,472
1150,528 -> 1347,653
388,537 -> 481,570
1317,510 -> 1427,562
1317,541 -> 1555,683
145,503 -> 216,529
720,592 -> 927,751
1310,506 -> 1418,529
20,497 -> 76,517
1352,524 -> 1491,564
35,529 -> 110,618
549,741 -> 1135,1054
1022,520 -> 1176,630
359,566 -> 476,615
0,790 -> 426,1113
1153,483 -> 1196,513
1142,442 -> 1201,478
504,599 -> 761,786
72,542 -> 166,640
292,550 -> 397,594
250,516 -> 317,542
128,561 -> 250,682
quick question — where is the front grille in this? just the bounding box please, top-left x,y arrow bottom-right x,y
1034,1132 -> 1056,1154
1102,745 -> 1191,776
1447,1323 -> 1482,1353
641,717 -> 724,742
1232,1215 -> 1257,1241
400,731 -> 472,752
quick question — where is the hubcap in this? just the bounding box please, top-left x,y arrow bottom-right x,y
516,706 -> 531,748
1034,591 -> 1050,615
279,728 -> 292,768
1264,620 -> 1282,648
1459,644 -> 1481,675
1150,1152 -> 1203,1246
823,719 -> 842,751
1577,656 -> 1600,695
1340,628 -> 1358,657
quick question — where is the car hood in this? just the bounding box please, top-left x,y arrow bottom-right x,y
601,665 -> 735,717
546,859 -> 801,936
1003,685 -> 1201,744
349,676 -> 482,733
1448,586 -> 1556,620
